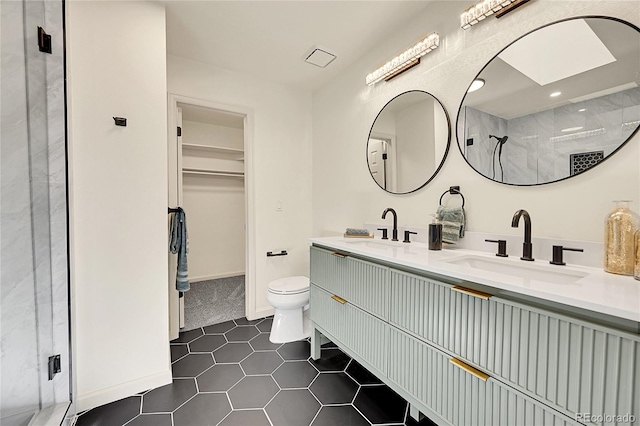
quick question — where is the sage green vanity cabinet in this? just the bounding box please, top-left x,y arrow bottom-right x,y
310,285 -> 389,376
310,244 -> 640,426
390,270 -> 640,424
310,246 -> 390,320
388,328 -> 576,426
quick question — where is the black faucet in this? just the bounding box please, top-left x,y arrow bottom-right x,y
382,208 -> 399,241
511,209 -> 534,261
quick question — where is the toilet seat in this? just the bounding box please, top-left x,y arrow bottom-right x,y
268,276 -> 309,295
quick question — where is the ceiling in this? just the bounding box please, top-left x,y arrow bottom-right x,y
163,1 -> 432,92
464,18 -> 640,120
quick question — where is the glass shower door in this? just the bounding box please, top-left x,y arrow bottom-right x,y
1,0 -> 69,424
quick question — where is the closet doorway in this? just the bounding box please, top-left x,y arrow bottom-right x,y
168,94 -> 255,340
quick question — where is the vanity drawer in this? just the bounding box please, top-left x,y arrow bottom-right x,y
388,328 -> 579,426
310,284 -> 388,376
390,269 -> 640,424
310,246 -> 390,320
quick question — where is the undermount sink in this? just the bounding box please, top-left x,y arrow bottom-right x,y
441,254 -> 589,284
343,239 -> 428,254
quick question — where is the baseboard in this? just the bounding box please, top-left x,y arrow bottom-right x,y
76,370 -> 172,412
190,272 -> 245,282
248,306 -> 274,321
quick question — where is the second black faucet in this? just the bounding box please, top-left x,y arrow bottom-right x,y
511,209 -> 534,261
382,208 -> 399,241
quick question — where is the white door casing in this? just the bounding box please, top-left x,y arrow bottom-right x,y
167,93 -> 255,340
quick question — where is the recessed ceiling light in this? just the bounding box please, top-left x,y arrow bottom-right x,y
578,108 -> 586,112
561,126 -> 583,132
468,79 -> 485,93
550,91 -> 562,97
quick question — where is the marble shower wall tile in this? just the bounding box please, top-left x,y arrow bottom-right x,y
1,0 -> 41,419
45,0 -> 66,186
463,87 -> 640,184
463,106 -> 507,179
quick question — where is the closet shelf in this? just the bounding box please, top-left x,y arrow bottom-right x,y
182,143 -> 243,154
182,168 -> 244,179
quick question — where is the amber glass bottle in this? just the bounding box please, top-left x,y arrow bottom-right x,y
605,201 -> 639,275
634,229 -> 640,281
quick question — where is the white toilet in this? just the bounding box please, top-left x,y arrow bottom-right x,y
266,276 -> 311,343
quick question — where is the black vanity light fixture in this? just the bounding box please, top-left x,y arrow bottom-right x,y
461,0 -> 532,30
365,33 -> 439,86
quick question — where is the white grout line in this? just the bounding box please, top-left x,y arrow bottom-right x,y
170,392 -> 199,414
261,387 -> 281,410
307,405 -> 322,425
215,408 -> 233,426
263,407 -> 276,426
351,400 -> 374,426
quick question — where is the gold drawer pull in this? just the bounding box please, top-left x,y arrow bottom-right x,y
332,252 -> 348,258
452,285 -> 492,300
450,358 -> 490,381
331,295 -> 347,304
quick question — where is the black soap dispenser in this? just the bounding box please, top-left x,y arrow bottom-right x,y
428,215 -> 442,251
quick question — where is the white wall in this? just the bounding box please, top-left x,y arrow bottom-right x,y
168,55 -> 313,318
66,1 -> 170,411
312,0 -> 640,244
396,100 -> 434,190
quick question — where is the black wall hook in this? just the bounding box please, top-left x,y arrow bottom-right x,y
113,117 -> 127,127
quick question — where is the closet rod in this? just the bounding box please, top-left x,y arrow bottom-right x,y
182,169 -> 244,178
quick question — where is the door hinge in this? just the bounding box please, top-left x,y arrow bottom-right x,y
48,355 -> 61,380
177,127 -> 182,137
38,27 -> 52,54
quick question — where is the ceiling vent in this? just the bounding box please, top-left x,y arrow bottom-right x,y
305,47 -> 336,68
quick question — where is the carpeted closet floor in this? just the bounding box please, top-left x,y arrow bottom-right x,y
183,275 -> 245,331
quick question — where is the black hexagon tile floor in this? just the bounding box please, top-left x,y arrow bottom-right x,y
75,316 -> 437,426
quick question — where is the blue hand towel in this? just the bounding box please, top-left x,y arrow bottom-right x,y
169,208 -> 190,292
436,205 -> 466,244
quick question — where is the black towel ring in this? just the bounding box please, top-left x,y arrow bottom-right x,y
439,186 -> 465,208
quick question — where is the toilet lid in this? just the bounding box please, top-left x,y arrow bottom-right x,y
268,276 -> 309,295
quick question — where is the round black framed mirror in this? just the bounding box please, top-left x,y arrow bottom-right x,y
456,16 -> 640,186
367,90 -> 451,194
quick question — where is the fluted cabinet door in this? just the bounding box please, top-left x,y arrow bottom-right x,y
310,246 -> 390,320
310,285 -> 389,375
390,269 -> 640,424
388,328 -> 579,426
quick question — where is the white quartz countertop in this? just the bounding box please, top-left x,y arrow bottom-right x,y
310,236 -> 640,323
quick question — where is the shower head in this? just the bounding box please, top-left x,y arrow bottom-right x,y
490,134 -> 509,144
